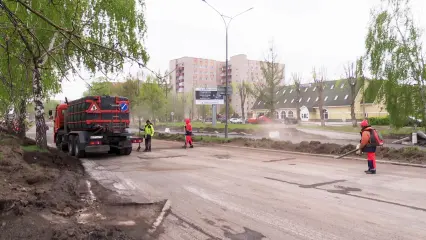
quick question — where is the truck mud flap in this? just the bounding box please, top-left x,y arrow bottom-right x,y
85,145 -> 110,153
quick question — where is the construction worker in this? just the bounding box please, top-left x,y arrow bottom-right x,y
358,119 -> 377,174
142,120 -> 154,152
183,118 -> 194,148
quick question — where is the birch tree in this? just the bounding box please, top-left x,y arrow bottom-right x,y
291,73 -> 302,123
343,59 -> 365,127
312,67 -> 326,126
365,0 -> 425,128
0,0 -> 149,148
250,44 -> 285,118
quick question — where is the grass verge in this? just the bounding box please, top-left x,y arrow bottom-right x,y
154,133 -> 426,164
21,144 -> 48,153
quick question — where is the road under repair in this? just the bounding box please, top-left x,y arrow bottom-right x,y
27,126 -> 426,240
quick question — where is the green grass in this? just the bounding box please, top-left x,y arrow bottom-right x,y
298,124 -> 414,136
156,122 -> 259,130
21,145 -> 48,152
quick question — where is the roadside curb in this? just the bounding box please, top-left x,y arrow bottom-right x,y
218,144 -> 426,168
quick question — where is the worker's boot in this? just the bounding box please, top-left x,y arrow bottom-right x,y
364,160 -> 373,174
190,144 -> 194,148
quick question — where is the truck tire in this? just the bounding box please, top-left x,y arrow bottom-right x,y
117,147 -> 132,156
68,135 -> 75,156
75,138 -> 85,158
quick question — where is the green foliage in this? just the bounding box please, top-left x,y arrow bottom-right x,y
219,105 -> 235,115
364,0 -> 426,128
27,100 -> 61,115
139,75 -> 166,120
83,77 -> 119,96
368,116 -> 390,125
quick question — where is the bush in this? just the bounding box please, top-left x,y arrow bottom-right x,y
368,116 -> 390,126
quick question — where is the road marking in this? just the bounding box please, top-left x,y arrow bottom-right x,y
148,199 -> 172,234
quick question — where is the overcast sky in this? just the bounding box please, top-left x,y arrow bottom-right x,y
54,0 -> 426,101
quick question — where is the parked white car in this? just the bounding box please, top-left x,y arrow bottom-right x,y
229,118 -> 243,124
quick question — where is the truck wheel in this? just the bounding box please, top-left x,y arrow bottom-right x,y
123,147 -> 132,155
68,135 -> 75,156
117,147 -> 132,156
75,138 -> 85,158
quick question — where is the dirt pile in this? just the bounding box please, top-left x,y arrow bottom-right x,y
0,134 -> 163,240
155,125 -> 256,134
155,133 -> 426,164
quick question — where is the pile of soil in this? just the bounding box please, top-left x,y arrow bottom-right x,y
155,133 -> 426,164
155,125 -> 256,134
0,134 -> 163,240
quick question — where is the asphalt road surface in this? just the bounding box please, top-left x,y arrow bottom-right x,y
28,127 -> 426,239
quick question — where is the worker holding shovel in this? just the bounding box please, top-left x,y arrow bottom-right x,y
358,120 -> 377,174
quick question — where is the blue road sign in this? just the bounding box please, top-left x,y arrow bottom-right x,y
119,102 -> 128,112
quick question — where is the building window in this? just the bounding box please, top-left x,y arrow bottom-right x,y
274,111 -> 279,119
345,94 -> 349,100
280,111 -> 286,119
330,85 -> 334,89
323,109 -> 329,120
313,86 -> 317,91
334,95 -> 338,100
324,96 -> 328,101
288,111 -> 294,118
291,99 -> 294,103
307,97 -> 311,102
364,113 -> 369,118
316,97 -> 319,101
284,99 -> 287,103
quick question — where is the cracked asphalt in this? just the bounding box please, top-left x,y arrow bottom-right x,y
28,126 -> 426,239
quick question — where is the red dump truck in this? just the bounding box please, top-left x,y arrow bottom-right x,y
48,96 -> 142,158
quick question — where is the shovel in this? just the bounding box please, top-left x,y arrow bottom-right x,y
334,148 -> 359,159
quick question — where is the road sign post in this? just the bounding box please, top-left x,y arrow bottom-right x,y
212,104 -> 217,127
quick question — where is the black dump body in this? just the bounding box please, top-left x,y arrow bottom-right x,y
66,96 -> 130,133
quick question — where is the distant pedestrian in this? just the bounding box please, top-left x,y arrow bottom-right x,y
183,118 -> 193,149
141,120 -> 154,152
358,119 -> 377,174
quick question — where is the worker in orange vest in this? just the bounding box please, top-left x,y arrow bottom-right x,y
358,119 -> 377,174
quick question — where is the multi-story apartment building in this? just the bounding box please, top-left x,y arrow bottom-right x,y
169,54 -> 285,119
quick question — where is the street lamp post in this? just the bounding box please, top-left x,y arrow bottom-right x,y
201,0 -> 253,138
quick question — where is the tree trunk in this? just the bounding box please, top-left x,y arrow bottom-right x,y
5,108 -> 13,134
350,84 -> 357,127
318,89 -> 325,127
17,98 -> 27,139
32,66 -> 48,149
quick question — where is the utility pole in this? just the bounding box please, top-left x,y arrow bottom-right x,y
201,0 -> 253,138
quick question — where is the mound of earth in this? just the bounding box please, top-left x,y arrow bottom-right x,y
0,134 -> 164,240
155,133 -> 426,164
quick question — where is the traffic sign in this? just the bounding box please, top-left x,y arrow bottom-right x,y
119,102 -> 129,112
217,86 -> 233,95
